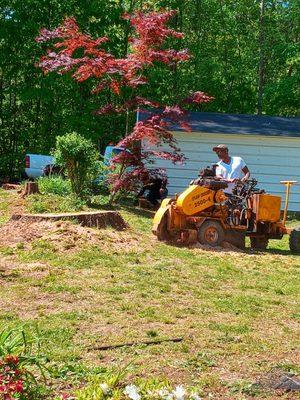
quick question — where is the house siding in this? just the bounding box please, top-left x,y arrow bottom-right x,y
147,131 -> 300,212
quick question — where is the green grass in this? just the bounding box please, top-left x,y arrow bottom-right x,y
25,193 -> 88,214
37,176 -> 72,196
0,189 -> 299,399
0,190 -> 11,225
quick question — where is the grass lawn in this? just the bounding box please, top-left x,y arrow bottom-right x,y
0,189 -> 299,399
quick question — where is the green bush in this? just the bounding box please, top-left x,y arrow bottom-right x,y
54,132 -> 100,198
37,176 -> 72,196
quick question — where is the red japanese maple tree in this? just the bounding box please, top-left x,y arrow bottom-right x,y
36,10 -> 213,199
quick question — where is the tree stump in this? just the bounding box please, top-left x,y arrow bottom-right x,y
2,183 -> 21,191
21,182 -> 40,197
10,211 -> 128,230
138,197 -> 154,210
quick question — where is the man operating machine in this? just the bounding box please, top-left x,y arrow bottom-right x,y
152,149 -> 300,252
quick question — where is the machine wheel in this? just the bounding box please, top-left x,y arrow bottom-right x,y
198,220 -> 225,247
289,228 -> 300,253
250,237 -> 269,250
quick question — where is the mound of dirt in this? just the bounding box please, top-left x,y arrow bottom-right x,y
11,210 -> 128,230
1,183 -> 21,191
190,240 -> 243,253
0,219 -> 141,254
0,219 -> 47,245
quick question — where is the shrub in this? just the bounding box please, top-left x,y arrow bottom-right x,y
37,176 -> 72,197
54,132 -> 100,198
0,328 -> 47,399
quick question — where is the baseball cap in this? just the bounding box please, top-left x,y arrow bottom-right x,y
212,144 -> 228,152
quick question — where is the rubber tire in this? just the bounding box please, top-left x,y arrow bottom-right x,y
198,220 -> 225,247
289,228 -> 300,253
250,237 -> 269,250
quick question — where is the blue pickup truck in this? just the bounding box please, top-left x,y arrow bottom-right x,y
25,146 -> 125,179
25,154 -> 55,179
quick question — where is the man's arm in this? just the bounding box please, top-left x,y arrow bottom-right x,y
241,166 -> 250,182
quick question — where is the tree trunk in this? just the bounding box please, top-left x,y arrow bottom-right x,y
8,88 -> 17,179
257,0 -> 265,115
0,73 -> 3,127
21,182 -> 40,197
121,0 -> 136,57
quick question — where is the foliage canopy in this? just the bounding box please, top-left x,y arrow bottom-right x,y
0,0 -> 299,179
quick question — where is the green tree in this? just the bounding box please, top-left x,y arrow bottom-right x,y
54,132 -> 99,197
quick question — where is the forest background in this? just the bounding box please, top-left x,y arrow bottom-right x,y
0,0 -> 299,179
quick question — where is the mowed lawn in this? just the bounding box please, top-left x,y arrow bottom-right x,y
0,189 -> 299,399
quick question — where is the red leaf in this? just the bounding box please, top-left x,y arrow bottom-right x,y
36,11 -> 210,198
110,80 -> 121,95
94,104 -> 117,115
183,91 -> 214,104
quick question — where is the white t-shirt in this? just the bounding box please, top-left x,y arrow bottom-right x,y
216,156 -> 246,194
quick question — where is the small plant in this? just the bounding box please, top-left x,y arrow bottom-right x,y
146,330 -> 158,338
0,355 -> 29,399
37,176 -> 72,196
0,328 -> 47,399
54,132 -> 100,198
73,377 -> 201,400
65,367 -> 203,400
73,367 -> 127,400
227,379 -> 261,397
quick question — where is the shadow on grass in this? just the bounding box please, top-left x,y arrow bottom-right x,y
87,201 -> 115,211
86,198 -> 155,219
156,239 -> 297,256
260,248 -> 298,256
120,205 -> 155,219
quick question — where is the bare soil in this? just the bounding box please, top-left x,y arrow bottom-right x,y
0,219 -> 141,253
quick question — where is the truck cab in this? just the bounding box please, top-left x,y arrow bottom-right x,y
25,154 -> 55,179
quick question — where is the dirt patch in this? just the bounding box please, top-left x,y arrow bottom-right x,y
257,368 -> 300,393
1,184 -> 21,191
190,240 -> 244,253
11,210 -> 128,230
0,219 -> 142,254
0,219 -> 46,245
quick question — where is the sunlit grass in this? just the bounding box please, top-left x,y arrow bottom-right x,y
0,189 -> 299,399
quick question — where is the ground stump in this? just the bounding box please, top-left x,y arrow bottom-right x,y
10,211 -> 128,230
21,182 -> 40,197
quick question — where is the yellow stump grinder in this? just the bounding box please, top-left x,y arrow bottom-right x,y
152,166 -> 300,252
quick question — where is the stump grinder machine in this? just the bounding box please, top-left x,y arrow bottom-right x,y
152,165 -> 300,252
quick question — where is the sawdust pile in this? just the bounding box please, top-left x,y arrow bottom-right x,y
190,240 -> 243,253
0,219 -> 141,253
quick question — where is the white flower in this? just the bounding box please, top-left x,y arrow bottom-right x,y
158,388 -> 173,399
190,393 -> 201,400
172,385 -> 186,400
100,382 -> 109,395
124,384 -> 141,400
